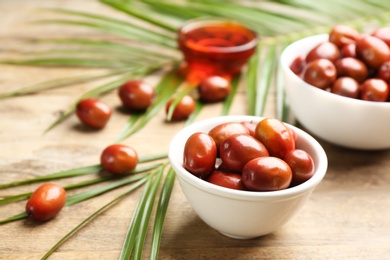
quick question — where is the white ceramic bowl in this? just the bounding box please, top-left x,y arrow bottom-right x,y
168,115 -> 327,239
280,34 -> 390,150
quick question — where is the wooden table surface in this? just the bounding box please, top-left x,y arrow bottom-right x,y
1,1 -> 390,259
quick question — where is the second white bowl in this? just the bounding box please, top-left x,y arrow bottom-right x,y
280,34 -> 390,150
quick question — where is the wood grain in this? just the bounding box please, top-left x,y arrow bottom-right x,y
1,1 -> 390,259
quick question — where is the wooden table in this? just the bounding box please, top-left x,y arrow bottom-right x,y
1,1 -> 389,259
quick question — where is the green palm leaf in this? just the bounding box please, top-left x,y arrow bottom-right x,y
221,73 -> 241,116
3,57 -> 134,68
0,176 -> 112,206
119,166 -> 164,259
166,83 -> 194,121
41,177 -> 148,260
0,164 -> 102,189
255,43 -> 277,117
100,0 -> 182,31
0,69 -> 129,99
0,163 -> 164,224
44,69 -> 145,133
27,38 -> 179,59
116,67 -> 184,141
150,167 -> 176,259
0,153 -> 166,190
65,171 -> 152,206
37,8 -> 177,48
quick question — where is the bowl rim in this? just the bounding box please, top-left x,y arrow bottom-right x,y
168,115 -> 328,201
177,17 -> 259,54
280,33 -> 390,108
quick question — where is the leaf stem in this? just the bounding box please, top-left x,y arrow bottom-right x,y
0,212 -> 27,225
119,165 -> 164,259
0,164 -> 102,190
221,74 -> 241,116
133,166 -> 164,260
150,168 -> 176,260
40,177 -> 148,260
0,176 -> 112,206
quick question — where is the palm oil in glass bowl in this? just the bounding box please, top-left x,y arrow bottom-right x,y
178,17 -> 258,84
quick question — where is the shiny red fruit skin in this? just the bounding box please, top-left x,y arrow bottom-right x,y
76,98 -> 112,129
208,122 -> 249,152
183,132 -> 217,179
100,144 -> 138,174
331,77 -> 360,99
166,95 -> 196,121
208,170 -> 245,190
118,80 -> 155,111
289,55 -> 305,75
242,157 -> 292,191
26,183 -> 67,222
329,25 -> 360,48
356,35 -> 390,69
371,27 -> 390,47
254,118 -> 295,159
288,127 -> 298,143
360,78 -> 389,102
378,61 -> 390,82
220,133 -> 269,172
284,149 -> 314,186
198,76 -> 231,103
305,42 -> 340,63
335,57 -> 368,83
341,43 -> 356,58
302,59 -> 337,90
240,121 -> 257,137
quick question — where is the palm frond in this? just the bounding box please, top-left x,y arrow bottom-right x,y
0,153 -> 166,190
100,0 -> 183,31
116,67 -> 184,141
38,8 -> 177,48
41,177 -> 148,260
65,170 -> 152,206
0,163 -> 164,224
44,68 -> 148,133
166,84 -> 194,121
255,43 -> 276,117
28,38 -> 179,59
0,69 -> 128,99
274,39 -> 291,121
2,57 -> 135,68
150,167 -> 176,259
119,166 -> 163,259
221,73 -> 241,116
185,100 -> 204,125
2,1 -> 390,258
0,164 -> 102,190
0,176 -> 112,206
